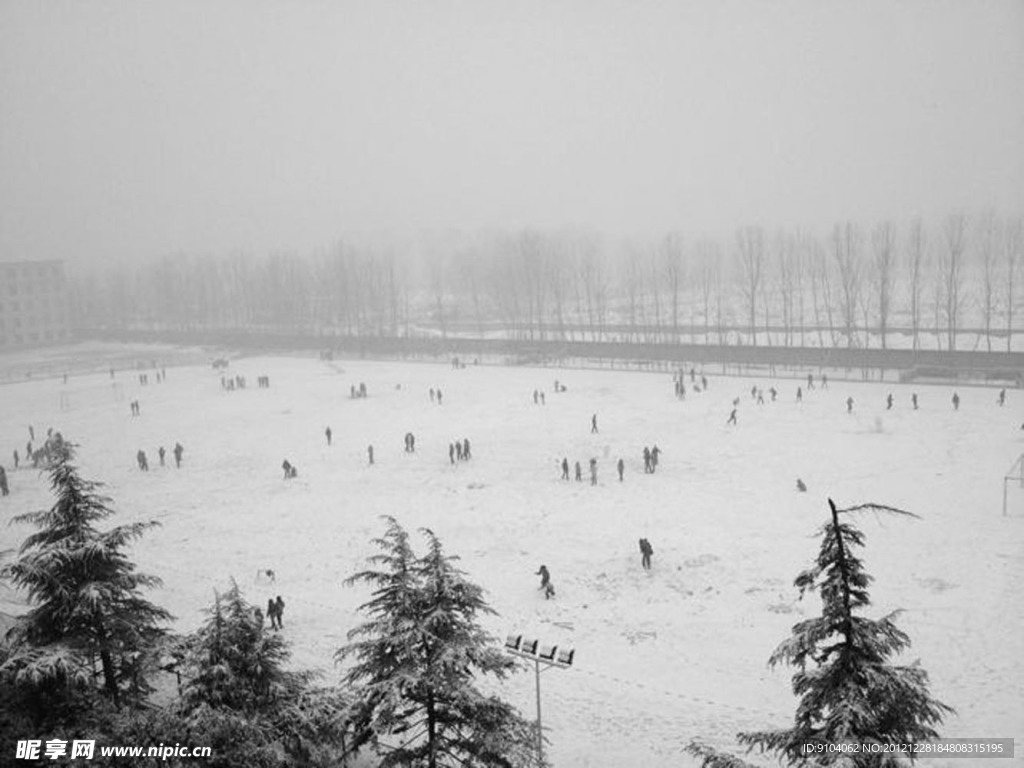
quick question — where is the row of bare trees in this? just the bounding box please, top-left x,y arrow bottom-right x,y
72,214 -> 1023,352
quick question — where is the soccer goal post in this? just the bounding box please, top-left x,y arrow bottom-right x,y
1004,453 -> 1024,516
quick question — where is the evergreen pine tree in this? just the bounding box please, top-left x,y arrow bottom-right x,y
338,517 -> 535,768
736,498 -> 954,766
177,580 -> 349,768
0,443 -> 171,719
180,579 -> 305,714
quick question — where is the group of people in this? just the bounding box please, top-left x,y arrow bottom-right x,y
137,442 -> 184,472
449,438 -> 471,463
559,457 -> 600,485
259,595 -> 286,630
532,389 -> 546,405
129,399 -> 142,416
350,382 -> 369,399
429,387 -> 444,404
642,445 -> 661,474
281,459 -> 298,479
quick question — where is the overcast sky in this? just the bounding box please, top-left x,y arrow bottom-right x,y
1,0 -> 1022,265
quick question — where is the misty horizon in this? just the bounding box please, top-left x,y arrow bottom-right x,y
2,0 -> 1023,267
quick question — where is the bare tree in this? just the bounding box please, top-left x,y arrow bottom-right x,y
905,219 -> 927,351
661,232 -> 684,342
871,222 -> 896,349
831,222 -> 863,348
735,226 -> 764,345
775,232 -> 796,346
939,214 -> 968,351
807,237 -> 829,347
695,240 -> 720,345
975,214 -> 998,352
1005,218 -> 1022,352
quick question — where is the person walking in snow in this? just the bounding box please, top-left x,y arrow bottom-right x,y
325,426 -> 332,446
0,466 -> 8,497
591,414 -> 598,434
912,392 -> 919,410
796,386 -> 802,403
727,408 -> 737,425
997,388 -> 1006,407
12,449 -> 18,469
450,443 -> 456,465
158,446 -> 166,466
267,598 -> 279,629
617,457 -> 625,482
367,445 -> 374,465
273,596 -> 285,628
821,374 -> 828,389
536,565 -> 555,599
639,538 -> 653,570
807,373 -> 815,390
574,461 -> 582,482
846,396 -> 854,414
643,446 -> 651,474
886,393 -> 894,410
589,458 -> 598,485
650,445 -> 660,471
952,392 -> 960,411
561,457 -> 570,480
462,438 -> 470,460
174,442 -> 184,468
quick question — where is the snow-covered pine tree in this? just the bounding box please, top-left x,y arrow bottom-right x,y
176,580 -> 350,767
180,579 -> 307,714
738,498 -> 954,766
337,517 -> 534,768
0,443 -> 171,717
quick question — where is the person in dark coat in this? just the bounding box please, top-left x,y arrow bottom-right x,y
639,538 -> 653,570
450,443 -> 456,465
462,438 -> 470,460
846,396 -> 854,414
12,449 -> 18,469
158,446 -> 166,466
561,457 -> 570,480
643,447 -> 651,473
138,450 -> 149,471
589,458 -> 598,485
796,386 -> 803,402
997,389 -> 1006,407
952,392 -> 960,410
650,445 -> 660,471
367,445 -> 374,465
455,441 -> 463,461
282,459 -> 293,479
912,392 -> 919,410
174,442 -> 184,468
727,408 -> 737,425
886,393 -> 894,410
591,414 -> 598,433
574,461 -> 582,482
267,598 -> 278,629
617,458 -> 624,482
274,596 -> 285,627
0,466 -> 8,497
325,426 -> 332,446
536,565 -> 555,599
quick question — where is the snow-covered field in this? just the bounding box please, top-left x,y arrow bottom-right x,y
1,346 -> 1022,767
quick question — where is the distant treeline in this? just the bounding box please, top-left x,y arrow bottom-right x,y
70,214 -> 1023,353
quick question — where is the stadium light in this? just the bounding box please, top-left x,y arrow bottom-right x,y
505,631 -> 575,766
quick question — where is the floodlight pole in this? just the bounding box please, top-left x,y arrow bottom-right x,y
534,658 -> 543,766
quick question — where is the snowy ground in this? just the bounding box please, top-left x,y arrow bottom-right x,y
1,346 -> 1022,767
